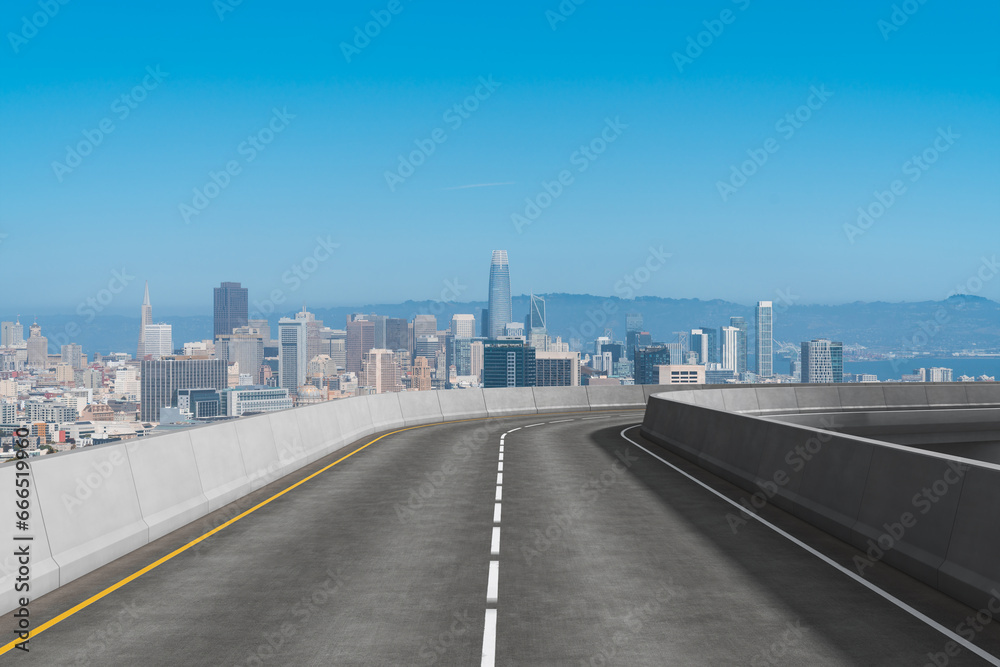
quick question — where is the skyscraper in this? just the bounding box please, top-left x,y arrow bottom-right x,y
144,324 -> 173,360
483,339 -> 535,388
755,301 -> 773,378
412,315 -> 437,359
26,322 -> 48,368
634,345 -> 672,385
137,281 -> 152,359
729,316 -> 748,374
1,318 -> 24,347
720,326 -> 740,372
360,349 -> 403,394
450,314 -> 476,339
213,282 -> 249,340
690,329 -> 709,365
528,294 -> 546,333
278,317 -> 308,394
487,250 -> 512,339
346,318 -> 375,373
801,339 -> 843,383
386,318 -> 409,351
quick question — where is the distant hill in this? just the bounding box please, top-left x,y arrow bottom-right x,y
8,294 -> 999,357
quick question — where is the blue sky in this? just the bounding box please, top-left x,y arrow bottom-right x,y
1,0 -> 998,314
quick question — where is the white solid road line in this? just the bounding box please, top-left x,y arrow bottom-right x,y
487,561 -> 499,604
618,426 -> 1000,667
495,486 -> 502,501
491,527 -> 501,555
494,502 -> 502,523
481,609 -> 497,667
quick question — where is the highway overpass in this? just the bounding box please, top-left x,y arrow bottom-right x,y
2,384 -> 1000,664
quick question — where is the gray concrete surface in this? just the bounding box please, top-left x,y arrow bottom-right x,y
5,413 -> 1000,665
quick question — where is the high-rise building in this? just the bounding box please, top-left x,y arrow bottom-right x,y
26,322 -> 48,368
927,367 -> 953,383
218,326 -> 265,384
1,318 -> 24,347
411,356 -> 433,391
360,349 -> 402,394
414,335 -> 439,364
720,326 -> 740,372
385,318 -> 409,351
729,317 -> 748,374
487,250 -> 512,339
213,282 -> 249,340
483,339 -> 535,388
140,358 -> 227,421
143,324 -> 173,360
248,319 -> 272,345
800,339 -> 843,384
535,350 -> 580,386
346,319 -> 375,373
690,329 -> 709,365
470,340 -> 484,383
528,294 -> 546,334
755,301 -> 773,378
450,314 -> 476,339
634,345 -> 672,385
278,317 -> 308,394
412,314 -> 437,357
60,343 -> 84,369
138,281 -> 152,359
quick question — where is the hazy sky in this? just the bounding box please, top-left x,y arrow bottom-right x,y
1,1 -> 998,313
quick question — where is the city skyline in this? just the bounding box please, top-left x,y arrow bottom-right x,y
2,4 -> 998,309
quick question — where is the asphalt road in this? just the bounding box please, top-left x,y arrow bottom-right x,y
3,410 -> 1000,665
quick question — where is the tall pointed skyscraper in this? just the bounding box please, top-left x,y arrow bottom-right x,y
137,281 -> 153,360
487,250 -> 512,339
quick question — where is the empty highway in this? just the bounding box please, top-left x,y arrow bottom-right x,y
3,410 -> 1000,665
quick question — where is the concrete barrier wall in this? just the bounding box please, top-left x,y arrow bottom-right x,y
0,464 -> 59,616
641,386 -> 1000,611
532,387 -> 591,414
397,391 -> 443,427
2,384 -> 652,615
125,432 -> 208,542
437,389 -> 488,421
31,443 -> 148,586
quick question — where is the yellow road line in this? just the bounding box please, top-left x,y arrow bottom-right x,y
0,408 -> 641,654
